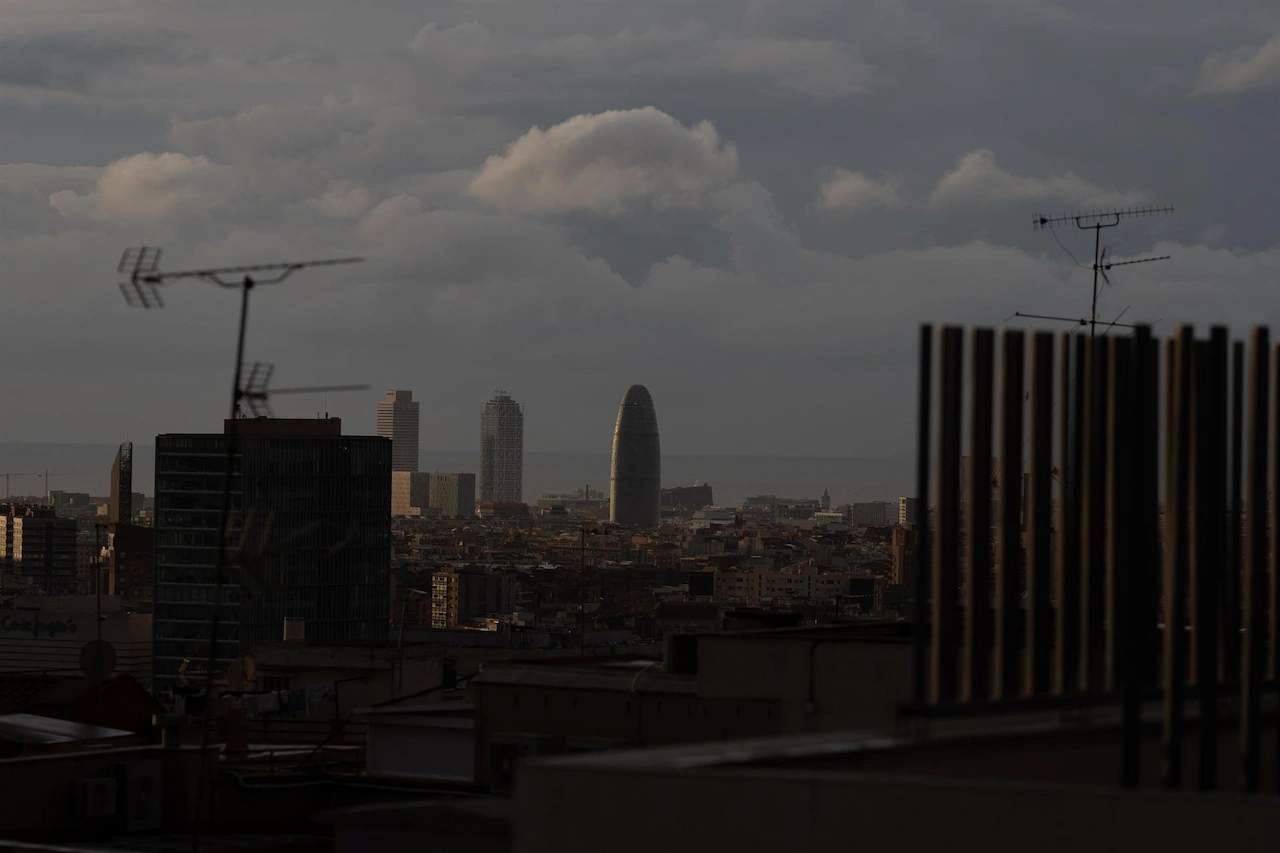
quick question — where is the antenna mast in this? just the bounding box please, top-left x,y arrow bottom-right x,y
1030,205 -> 1173,337
114,247 -> 364,853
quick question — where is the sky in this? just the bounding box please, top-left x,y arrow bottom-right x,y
2,0 -> 1279,459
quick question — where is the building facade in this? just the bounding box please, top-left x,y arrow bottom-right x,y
0,506 -> 77,595
109,441 -> 133,524
480,392 -> 523,503
661,484 -> 713,511
430,566 -> 517,630
429,473 -> 476,518
153,418 -> 392,689
849,501 -> 896,527
392,471 -> 432,517
897,497 -> 918,527
610,384 -> 661,527
0,595 -> 152,685
377,390 -> 420,473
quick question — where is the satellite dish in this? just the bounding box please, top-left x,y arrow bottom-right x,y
80,640 -> 117,682
226,655 -> 256,690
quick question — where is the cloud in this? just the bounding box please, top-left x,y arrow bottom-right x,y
409,21 -> 493,57
928,149 -> 1146,209
0,30 -> 203,94
693,36 -> 873,98
465,107 -> 738,215
816,169 -> 908,212
48,152 -> 236,223
1193,33 -> 1280,95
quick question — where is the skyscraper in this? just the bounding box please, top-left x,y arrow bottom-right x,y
610,385 -> 661,527
377,390 -> 420,472
152,418 -> 391,689
480,392 -> 523,503
109,441 -> 132,524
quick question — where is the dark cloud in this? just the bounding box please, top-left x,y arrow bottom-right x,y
1,1 -> 1279,460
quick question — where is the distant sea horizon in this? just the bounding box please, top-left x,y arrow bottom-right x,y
0,442 -> 913,508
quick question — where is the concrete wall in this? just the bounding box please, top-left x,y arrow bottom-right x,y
0,745 -> 205,840
473,682 -> 782,788
516,760 -> 1280,853
367,719 -> 475,782
694,634 -> 913,733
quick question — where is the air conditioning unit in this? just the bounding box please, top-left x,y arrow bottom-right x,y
74,777 -> 118,819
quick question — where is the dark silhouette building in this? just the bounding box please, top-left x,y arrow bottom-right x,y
109,441 -> 132,525
610,385 -> 661,527
152,418 -> 391,689
661,484 -> 713,511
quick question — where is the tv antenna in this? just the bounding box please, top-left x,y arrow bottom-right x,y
237,361 -> 369,418
1030,205 -> 1173,337
114,247 -> 363,853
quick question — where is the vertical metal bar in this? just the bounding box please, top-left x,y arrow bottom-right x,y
1080,336 -> 1109,691
1241,328 -> 1268,793
994,330 -> 1025,699
1105,335 -> 1132,691
1054,333 -> 1073,694
1163,326 -> 1194,790
964,330 -> 994,702
932,326 -> 963,703
1195,328 -> 1227,790
912,326 -> 933,704
1224,341 -> 1244,685
1270,342 -> 1280,688
1056,336 -> 1084,694
1273,342 -> 1280,794
1025,332 -> 1053,695
1121,326 -> 1157,788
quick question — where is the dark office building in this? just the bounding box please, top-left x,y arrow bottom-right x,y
610,384 -> 661,528
0,505 -> 76,594
109,441 -> 133,524
661,484 -> 713,511
153,418 -> 391,689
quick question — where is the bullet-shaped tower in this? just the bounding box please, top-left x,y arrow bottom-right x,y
610,385 -> 661,527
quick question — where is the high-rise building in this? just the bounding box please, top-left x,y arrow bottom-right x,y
0,506 -> 77,595
480,392 -> 524,503
392,472 -> 476,518
898,497 -> 918,527
429,473 -> 476,518
891,525 -> 918,585
377,390 -> 420,472
610,385 -> 661,527
430,565 -> 517,629
849,501 -> 896,527
392,472 -> 432,517
661,484 -> 714,511
152,418 -> 391,689
109,441 -> 133,524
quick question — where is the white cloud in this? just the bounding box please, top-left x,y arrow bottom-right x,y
48,152 -> 236,223
928,149 -> 1146,209
465,107 -> 738,215
1193,33 -> 1280,96
816,169 -> 908,212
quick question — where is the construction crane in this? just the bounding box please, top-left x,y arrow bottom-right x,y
0,471 -> 89,503
0,473 -> 40,501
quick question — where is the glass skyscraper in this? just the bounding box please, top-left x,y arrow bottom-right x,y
480,392 -> 524,503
